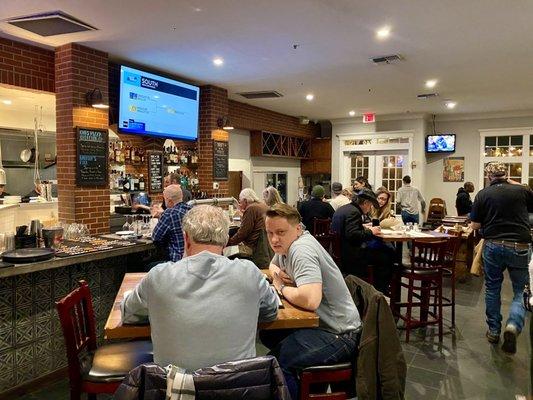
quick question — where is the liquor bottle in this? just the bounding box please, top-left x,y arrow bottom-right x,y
124,142 -> 131,163
181,149 -> 188,165
114,142 -> 121,164
123,174 -> 131,191
139,174 -> 145,191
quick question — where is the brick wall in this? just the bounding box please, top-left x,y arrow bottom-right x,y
199,85 -> 229,196
228,99 -> 320,138
0,38 -> 54,92
55,43 -> 110,234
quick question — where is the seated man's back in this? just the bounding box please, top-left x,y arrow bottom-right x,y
122,205 -> 278,370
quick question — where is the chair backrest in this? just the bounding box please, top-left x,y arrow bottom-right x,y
313,218 -> 331,236
55,280 -> 97,385
315,232 -> 334,255
427,198 -> 447,221
410,240 -> 448,271
444,230 -> 462,265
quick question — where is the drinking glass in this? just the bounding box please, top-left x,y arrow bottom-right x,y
122,215 -> 132,232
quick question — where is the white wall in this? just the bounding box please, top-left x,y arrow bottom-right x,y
228,129 -> 301,206
331,111 -> 533,216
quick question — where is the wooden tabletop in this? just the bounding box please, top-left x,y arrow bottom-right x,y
104,272 -> 319,340
380,230 -> 451,242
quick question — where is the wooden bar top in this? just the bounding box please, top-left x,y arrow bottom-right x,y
104,271 -> 319,340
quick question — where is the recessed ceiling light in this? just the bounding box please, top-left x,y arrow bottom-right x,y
2,100 -> 12,105
376,26 -> 391,40
306,93 -> 314,101
349,110 -> 356,117
445,101 -> 457,109
213,57 -> 224,66
425,79 -> 437,88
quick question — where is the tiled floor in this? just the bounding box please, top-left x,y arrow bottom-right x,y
17,275 -> 532,400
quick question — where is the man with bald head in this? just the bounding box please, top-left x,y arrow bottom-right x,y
152,184 -> 192,262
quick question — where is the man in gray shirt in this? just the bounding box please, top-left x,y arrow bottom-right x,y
261,203 -> 361,400
397,175 -> 426,225
122,205 -> 278,370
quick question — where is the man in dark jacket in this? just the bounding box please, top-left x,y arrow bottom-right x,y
456,181 -> 474,216
331,189 -> 393,294
297,185 -> 334,235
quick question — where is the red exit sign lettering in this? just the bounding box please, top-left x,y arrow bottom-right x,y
363,113 -> 375,123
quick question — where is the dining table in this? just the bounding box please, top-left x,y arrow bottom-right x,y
104,271 -> 319,340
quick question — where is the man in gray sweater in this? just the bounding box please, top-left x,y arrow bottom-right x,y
121,205 -> 278,370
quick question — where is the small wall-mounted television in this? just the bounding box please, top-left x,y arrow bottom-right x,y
426,134 -> 456,153
118,65 -> 199,141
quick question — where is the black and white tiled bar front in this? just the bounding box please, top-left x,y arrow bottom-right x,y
0,242 -> 155,395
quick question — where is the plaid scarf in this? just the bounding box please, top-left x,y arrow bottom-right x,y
165,365 -> 195,400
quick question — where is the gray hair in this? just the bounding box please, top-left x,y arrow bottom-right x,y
164,184 -> 183,202
239,188 -> 260,203
182,205 -> 229,246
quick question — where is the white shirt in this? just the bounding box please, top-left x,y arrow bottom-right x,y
328,194 -> 350,211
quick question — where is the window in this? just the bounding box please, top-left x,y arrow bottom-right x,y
350,155 -> 369,185
381,155 -> 404,204
480,129 -> 533,189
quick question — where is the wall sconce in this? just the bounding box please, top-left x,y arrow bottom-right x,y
86,88 -> 109,109
217,116 -> 234,130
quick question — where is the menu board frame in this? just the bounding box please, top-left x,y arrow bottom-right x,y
147,150 -> 164,194
76,127 -> 109,186
213,140 -> 229,181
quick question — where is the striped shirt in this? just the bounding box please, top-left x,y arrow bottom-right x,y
152,202 -> 192,261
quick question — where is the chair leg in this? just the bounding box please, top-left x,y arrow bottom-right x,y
299,372 -> 311,400
438,275 -> 443,342
405,278 -> 414,343
451,268 -> 456,327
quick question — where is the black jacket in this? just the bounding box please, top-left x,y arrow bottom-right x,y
331,202 -> 373,274
345,275 -> 407,400
455,187 -> 472,216
297,198 -> 334,235
114,356 -> 290,400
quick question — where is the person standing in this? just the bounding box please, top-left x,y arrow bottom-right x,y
397,175 -> 426,225
456,181 -> 474,216
297,185 -> 334,235
151,185 -> 192,262
262,203 -> 361,400
328,182 -> 350,211
262,186 -> 283,207
470,162 -> 533,354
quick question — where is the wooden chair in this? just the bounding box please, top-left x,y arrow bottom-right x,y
441,231 -> 462,327
56,280 -> 153,399
391,240 -> 448,342
426,198 -> 447,226
313,218 -> 332,236
299,363 -> 353,400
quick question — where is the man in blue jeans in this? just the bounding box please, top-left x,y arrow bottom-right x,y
261,203 -> 361,399
470,162 -> 533,354
397,175 -> 426,225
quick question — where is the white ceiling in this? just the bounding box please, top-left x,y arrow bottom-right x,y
2,0 -> 533,120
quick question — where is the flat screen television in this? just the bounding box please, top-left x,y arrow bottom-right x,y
118,65 -> 199,141
426,134 -> 456,153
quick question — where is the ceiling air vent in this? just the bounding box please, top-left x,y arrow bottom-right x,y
371,54 -> 404,64
237,91 -> 283,99
6,11 -> 97,37
417,93 -> 439,100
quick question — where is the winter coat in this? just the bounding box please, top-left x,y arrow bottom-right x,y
456,187 -> 472,216
345,275 -> 407,400
114,355 -> 290,400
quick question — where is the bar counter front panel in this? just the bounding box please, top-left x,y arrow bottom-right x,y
0,242 -> 155,395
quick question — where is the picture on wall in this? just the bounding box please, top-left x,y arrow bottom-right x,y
443,157 -> 464,182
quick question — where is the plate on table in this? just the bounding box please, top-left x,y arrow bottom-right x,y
116,231 -> 135,236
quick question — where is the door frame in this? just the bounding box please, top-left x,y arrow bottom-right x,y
336,130 -> 414,188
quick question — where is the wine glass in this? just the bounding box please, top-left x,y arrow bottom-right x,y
122,215 -> 132,232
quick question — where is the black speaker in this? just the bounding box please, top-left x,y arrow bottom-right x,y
318,120 -> 332,138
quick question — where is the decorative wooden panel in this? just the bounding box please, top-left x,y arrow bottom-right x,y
250,131 -> 311,159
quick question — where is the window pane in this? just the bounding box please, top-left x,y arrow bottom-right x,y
383,169 -> 389,179
510,163 -> 522,177
498,136 -> 509,146
511,135 -> 523,145
485,137 -> 496,146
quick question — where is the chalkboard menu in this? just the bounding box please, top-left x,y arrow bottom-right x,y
76,127 -> 108,186
148,151 -> 163,193
213,140 -> 228,180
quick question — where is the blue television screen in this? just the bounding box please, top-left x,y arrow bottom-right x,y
426,134 -> 456,153
118,65 -> 199,141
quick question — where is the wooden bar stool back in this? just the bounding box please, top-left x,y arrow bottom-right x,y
394,239 -> 448,342
313,218 -> 332,236
56,280 -> 153,400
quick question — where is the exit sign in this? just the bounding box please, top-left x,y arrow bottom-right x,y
363,113 -> 375,123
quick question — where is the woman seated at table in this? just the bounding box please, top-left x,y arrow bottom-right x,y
227,188 -> 272,268
372,186 -> 401,229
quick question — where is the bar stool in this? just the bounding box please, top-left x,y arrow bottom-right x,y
56,280 -> 153,399
392,239 -> 447,342
441,231 -> 462,327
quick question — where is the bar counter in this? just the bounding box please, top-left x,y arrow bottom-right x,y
0,239 -> 157,395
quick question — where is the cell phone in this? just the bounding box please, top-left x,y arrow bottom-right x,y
372,218 -> 380,227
